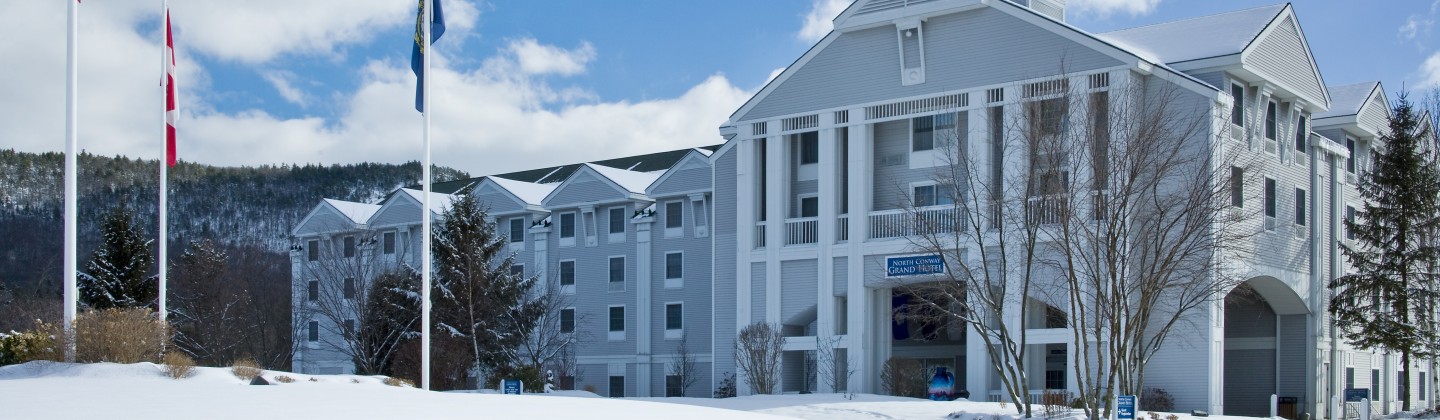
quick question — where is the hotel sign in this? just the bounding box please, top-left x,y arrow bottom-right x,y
885,254 -> 945,277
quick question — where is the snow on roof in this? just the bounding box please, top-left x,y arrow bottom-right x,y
399,188 -> 455,215
586,163 -> 662,194
322,199 -> 380,224
1097,4 -> 1284,65
490,177 -> 556,205
1314,82 -> 1379,119
694,147 -> 714,157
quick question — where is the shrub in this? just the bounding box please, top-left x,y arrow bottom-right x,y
162,351 -> 196,379
1146,412 -> 1160,420
383,376 -> 414,387
583,384 -> 597,394
1041,390 -> 1073,419
1165,415 -> 1179,420
880,357 -> 926,398
351,378 -> 361,384
274,375 -> 295,383
72,308 -> 168,364
1140,388 -> 1175,412
0,322 -> 59,365
309,378 -> 318,382
230,357 -> 262,380
714,372 -> 737,398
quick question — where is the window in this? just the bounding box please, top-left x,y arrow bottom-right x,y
383,232 -> 395,254
912,184 -> 953,207
308,321 -> 319,342
559,212 -> 576,238
1294,189 -> 1307,226
307,280 -> 318,302
1372,369 -> 1381,402
1090,91 -> 1110,190
343,236 -> 356,258
1031,98 -> 1066,137
343,277 -> 356,299
1264,178 -> 1277,219
1295,116 -> 1308,152
665,252 -> 683,280
666,303 -> 683,331
609,376 -> 625,398
560,308 -> 575,333
559,260 -> 575,286
666,375 -> 684,397
1265,101 -> 1277,140
510,264 -> 524,277
799,195 -> 819,218
1346,206 -> 1357,240
990,107 -> 1005,203
307,239 -> 319,261
344,319 -> 355,337
1421,372 -> 1427,400
1346,367 -> 1355,391
1346,138 -> 1356,173
1230,167 -> 1244,208
665,201 -> 683,230
609,306 -> 625,332
509,218 -> 525,243
609,257 -> 625,290
799,131 -> 819,164
1230,84 -> 1245,126
912,114 -> 958,152
609,207 -> 626,235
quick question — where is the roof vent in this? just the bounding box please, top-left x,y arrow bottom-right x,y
1019,0 -> 1065,22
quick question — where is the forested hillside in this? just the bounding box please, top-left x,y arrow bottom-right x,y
0,149 -> 469,295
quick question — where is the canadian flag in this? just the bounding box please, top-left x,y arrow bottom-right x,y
164,9 -> 176,166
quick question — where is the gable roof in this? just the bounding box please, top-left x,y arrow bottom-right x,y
1314,82 -> 1380,119
397,188 -> 454,216
1097,4 -> 1283,65
645,148 -> 713,196
324,199 -> 380,224
587,164 -> 662,194
488,177 -> 556,206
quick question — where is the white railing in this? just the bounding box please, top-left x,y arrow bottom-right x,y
868,206 -> 963,239
836,216 -> 849,242
986,389 -> 1062,404
754,223 -> 767,249
1026,194 -> 1067,225
785,217 -> 819,245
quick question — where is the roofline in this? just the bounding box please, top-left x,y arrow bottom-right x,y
644,149 -> 711,196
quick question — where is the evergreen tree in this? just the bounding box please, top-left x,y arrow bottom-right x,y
80,202 -> 156,309
431,193 -> 545,388
357,267 -> 422,375
1330,93 -> 1440,411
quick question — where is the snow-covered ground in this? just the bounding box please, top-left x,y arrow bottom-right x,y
0,361 -> 1289,420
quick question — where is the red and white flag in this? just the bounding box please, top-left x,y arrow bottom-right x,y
163,9 -> 177,166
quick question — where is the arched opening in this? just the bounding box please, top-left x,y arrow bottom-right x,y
1223,277 -> 1308,417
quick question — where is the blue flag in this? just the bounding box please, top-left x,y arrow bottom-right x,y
411,0 -> 446,112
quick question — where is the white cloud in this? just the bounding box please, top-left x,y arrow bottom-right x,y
1068,0 -> 1161,19
502,38 -> 597,76
797,0 -> 850,43
1420,51 -> 1440,88
262,71 -> 308,107
0,1 -> 752,177
1399,0 -> 1439,46
169,0 -> 480,64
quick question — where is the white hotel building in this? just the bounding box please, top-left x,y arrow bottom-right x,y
291,0 -> 1436,416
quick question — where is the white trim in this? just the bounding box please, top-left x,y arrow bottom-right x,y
607,304 -> 626,341
664,301 -> 684,340
608,255 -> 626,292
607,206 -> 627,244
664,251 -> 684,289
558,211 -> 577,247
663,200 -> 685,238
558,259 -> 577,295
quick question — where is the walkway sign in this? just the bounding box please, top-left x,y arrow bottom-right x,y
502,379 -> 523,395
1117,395 -> 1136,420
886,254 -> 945,277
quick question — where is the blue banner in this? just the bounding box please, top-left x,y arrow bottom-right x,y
885,254 -> 945,277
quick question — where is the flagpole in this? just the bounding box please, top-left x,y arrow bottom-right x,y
421,0 -> 433,392
158,0 -> 169,323
64,0 -> 80,363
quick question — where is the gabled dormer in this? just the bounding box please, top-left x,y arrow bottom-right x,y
1313,82 -> 1390,140
473,176 -> 557,249
291,198 -> 379,237
646,149 -> 716,239
542,164 -> 662,247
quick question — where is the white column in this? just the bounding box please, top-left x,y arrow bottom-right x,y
737,136 -> 756,328
816,114 -> 838,392
845,114 -> 872,393
635,216 -> 653,396
765,127 -> 784,328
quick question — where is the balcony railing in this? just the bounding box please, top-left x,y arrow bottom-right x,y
1026,194 -> 1066,225
836,216 -> 849,242
785,217 -> 819,245
754,222 -> 766,249
868,206 -> 964,239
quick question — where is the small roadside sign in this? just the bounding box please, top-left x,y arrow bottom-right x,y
1117,395 -> 1136,420
502,379 -> 523,395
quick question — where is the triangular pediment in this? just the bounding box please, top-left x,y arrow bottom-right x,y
1240,7 -> 1329,109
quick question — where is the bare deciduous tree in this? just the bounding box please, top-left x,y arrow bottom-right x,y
298,228 -> 412,374
667,334 -> 699,397
735,322 -> 783,395
815,335 -> 855,398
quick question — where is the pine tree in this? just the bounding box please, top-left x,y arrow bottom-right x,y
80,202 -> 157,309
1330,92 -> 1440,411
431,193 -> 545,387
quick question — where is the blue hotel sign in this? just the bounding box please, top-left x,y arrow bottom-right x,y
886,254 -> 946,277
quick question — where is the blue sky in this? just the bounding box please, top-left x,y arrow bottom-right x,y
2,1 -> 1437,177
